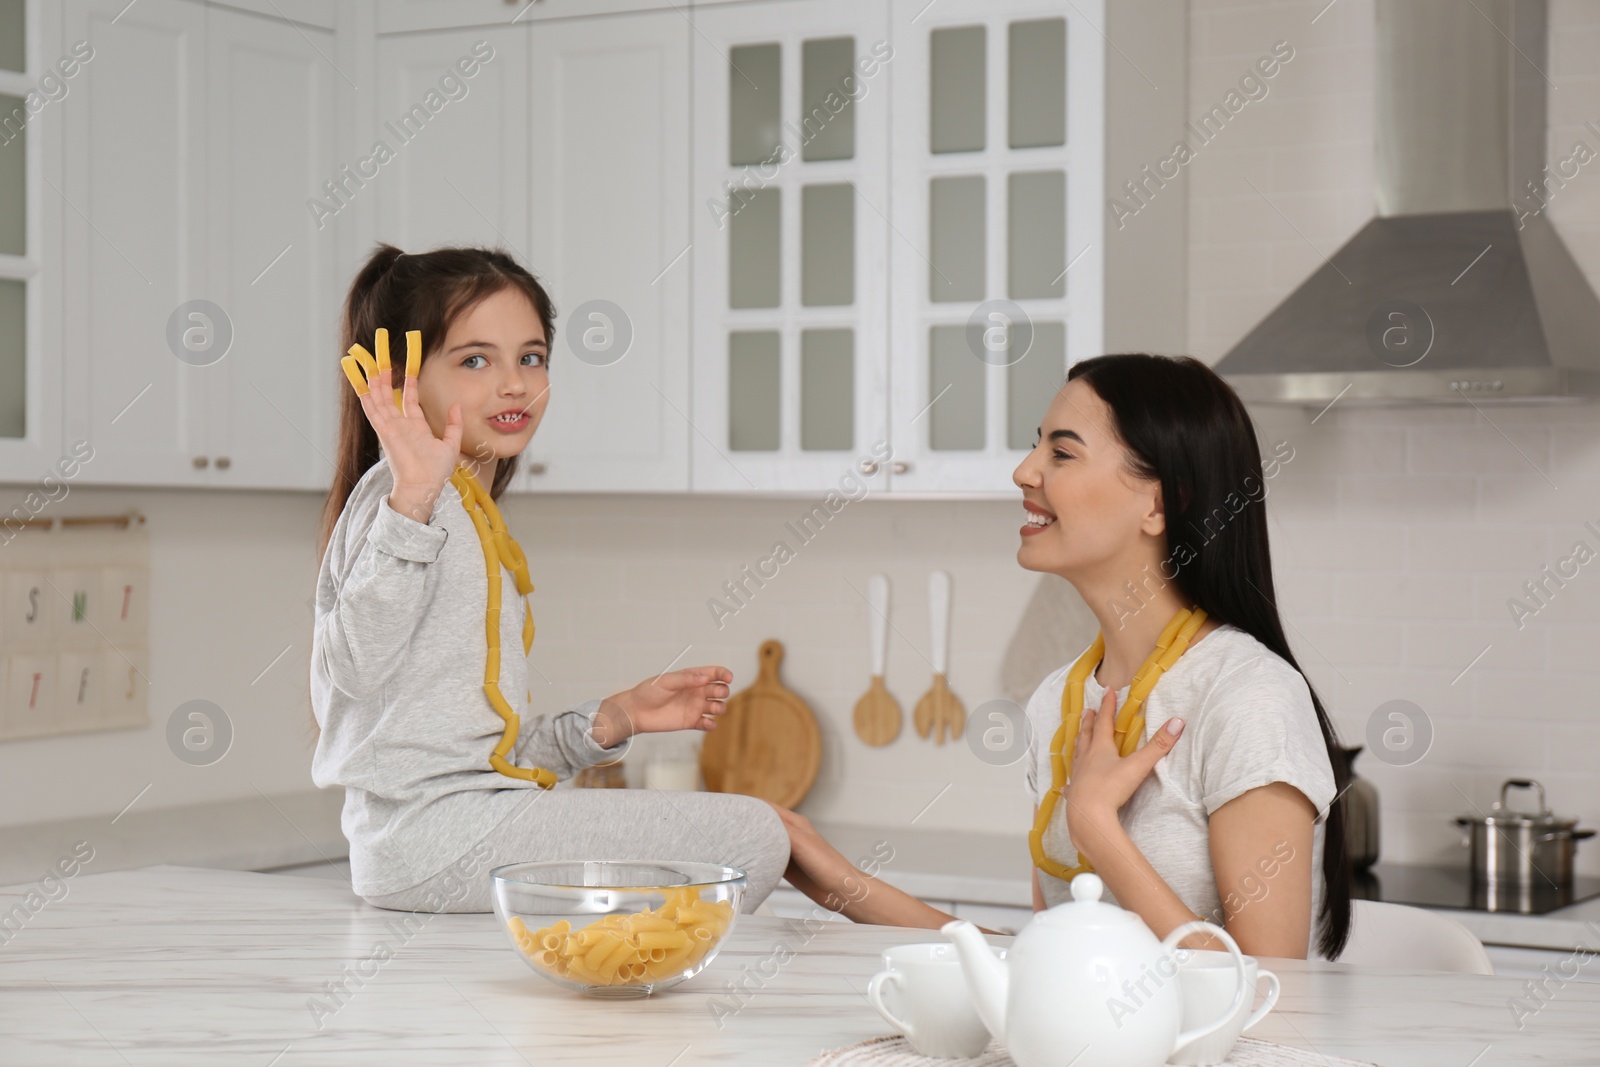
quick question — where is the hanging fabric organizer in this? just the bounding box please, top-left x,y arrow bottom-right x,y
0,512 -> 150,741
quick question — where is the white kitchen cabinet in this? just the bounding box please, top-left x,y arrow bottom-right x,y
0,0 -> 64,484
517,10 -> 691,492
59,0 -> 208,486
202,4 -> 338,490
375,0 -> 687,35
374,27 -> 529,259
59,0 -> 337,489
374,14 -> 692,493
886,0 -> 1102,494
689,0 -> 1105,496
33,0 -> 1137,498
690,0 -> 892,492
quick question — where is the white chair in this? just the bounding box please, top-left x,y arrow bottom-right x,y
1338,900 -> 1494,975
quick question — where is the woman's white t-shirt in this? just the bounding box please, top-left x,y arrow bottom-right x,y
1025,622 -> 1337,952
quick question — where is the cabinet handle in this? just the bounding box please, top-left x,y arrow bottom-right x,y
892,461 -> 910,475
527,462 -> 547,475
192,456 -> 209,469
215,457 -> 231,470
859,460 -> 879,476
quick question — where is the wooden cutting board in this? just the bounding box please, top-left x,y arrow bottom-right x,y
700,639 -> 822,809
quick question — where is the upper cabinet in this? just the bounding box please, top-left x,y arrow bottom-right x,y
690,0 -> 892,492
371,14 -> 692,492
374,27 -> 530,256
690,0 -> 1108,495
520,11 -> 691,493
887,0 -> 1102,494
201,4 -> 339,490
0,0 -> 64,479
56,0 -> 336,489
13,0 -> 1168,498
374,1 -> 687,35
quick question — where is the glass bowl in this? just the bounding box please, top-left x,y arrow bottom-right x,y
490,860 -> 747,998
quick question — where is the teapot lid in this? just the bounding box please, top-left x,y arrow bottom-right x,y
1036,873 -> 1147,933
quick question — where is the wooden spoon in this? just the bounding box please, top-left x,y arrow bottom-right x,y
852,574 -> 901,746
914,570 -> 965,744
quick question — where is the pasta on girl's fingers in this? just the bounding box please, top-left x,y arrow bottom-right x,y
506,888 -> 735,988
340,355 -> 370,396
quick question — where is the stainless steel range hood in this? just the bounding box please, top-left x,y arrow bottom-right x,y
1215,0 -> 1600,405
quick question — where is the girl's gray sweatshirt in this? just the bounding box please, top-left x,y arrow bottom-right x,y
310,455 -> 611,897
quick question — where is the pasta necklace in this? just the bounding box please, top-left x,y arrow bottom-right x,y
449,462 -> 557,789
1029,605 -> 1209,882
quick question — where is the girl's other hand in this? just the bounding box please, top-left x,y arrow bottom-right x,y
595,666 -> 734,745
348,330 -> 463,522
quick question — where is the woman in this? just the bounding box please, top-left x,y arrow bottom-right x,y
777,354 -> 1350,960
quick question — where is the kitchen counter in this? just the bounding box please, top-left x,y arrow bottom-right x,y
813,822 -> 1600,953
0,788 -> 346,888
5,865 -> 1600,1066
1448,897 -> 1600,954
809,820 -> 1035,907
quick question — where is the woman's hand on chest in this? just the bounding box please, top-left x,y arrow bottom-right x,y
1062,688 -> 1186,865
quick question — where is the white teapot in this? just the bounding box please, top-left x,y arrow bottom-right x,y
941,873 -> 1247,1067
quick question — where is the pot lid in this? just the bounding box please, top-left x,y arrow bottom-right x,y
1458,778 -> 1579,829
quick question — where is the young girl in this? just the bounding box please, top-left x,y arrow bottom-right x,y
777,354 -> 1351,960
311,244 -> 789,913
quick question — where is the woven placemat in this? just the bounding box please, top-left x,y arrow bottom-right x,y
808,1034 -> 1383,1067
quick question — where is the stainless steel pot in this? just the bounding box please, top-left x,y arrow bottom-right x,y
1455,778 -> 1595,889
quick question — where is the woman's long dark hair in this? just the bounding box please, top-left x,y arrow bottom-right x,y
316,243 -> 557,564
1068,353 -> 1351,960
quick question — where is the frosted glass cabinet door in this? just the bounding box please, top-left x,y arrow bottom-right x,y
888,0 -> 1102,494
691,0 -> 890,492
522,10 -> 692,492
0,0 -> 64,480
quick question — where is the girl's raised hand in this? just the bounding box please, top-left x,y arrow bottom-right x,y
342,329 -> 462,519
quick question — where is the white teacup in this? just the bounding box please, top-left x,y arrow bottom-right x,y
867,943 -> 992,1059
1168,950 -> 1280,1066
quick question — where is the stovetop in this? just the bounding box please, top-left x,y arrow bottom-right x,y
1353,863 -> 1600,915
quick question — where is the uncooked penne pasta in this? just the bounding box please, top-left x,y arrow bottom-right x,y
340,356 -> 370,396
346,343 -> 378,378
405,330 -> 421,377
635,930 -> 692,952
506,886 -> 734,988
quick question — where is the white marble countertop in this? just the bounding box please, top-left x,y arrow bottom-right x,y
809,821 -> 1036,908
0,788 -> 347,887
812,822 -> 1600,953
6,790 -> 1598,955
4,865 -> 1599,1066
